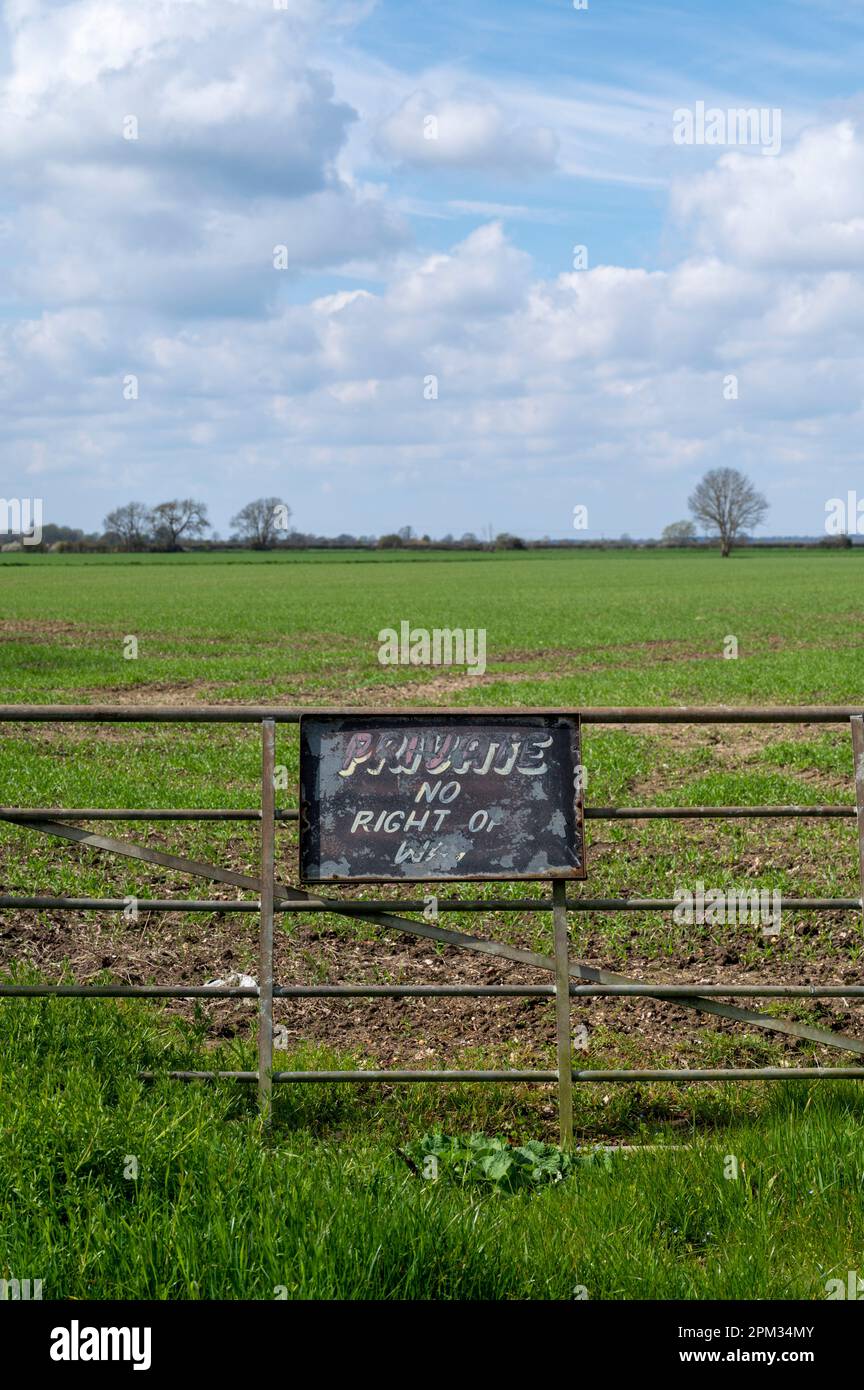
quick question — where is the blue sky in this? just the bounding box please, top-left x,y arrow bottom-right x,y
2,0 -> 864,540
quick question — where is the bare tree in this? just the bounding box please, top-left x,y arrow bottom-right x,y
661,519 -> 696,546
103,502 -> 152,551
230,497 -> 292,549
688,468 -> 768,557
151,499 -> 210,549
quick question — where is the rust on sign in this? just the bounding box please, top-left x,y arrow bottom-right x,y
299,713 -> 586,883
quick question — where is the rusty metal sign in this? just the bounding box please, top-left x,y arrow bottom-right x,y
299,713 -> 586,883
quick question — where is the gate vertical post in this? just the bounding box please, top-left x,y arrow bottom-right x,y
850,716 -> 864,928
553,878 -> 573,1148
258,719 -> 276,1121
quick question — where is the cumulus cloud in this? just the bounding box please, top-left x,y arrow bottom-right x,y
673,121 -> 864,270
375,90 -> 558,173
0,0 -> 408,318
2,0 -> 863,535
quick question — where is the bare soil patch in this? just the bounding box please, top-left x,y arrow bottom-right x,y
2,899 -> 862,1069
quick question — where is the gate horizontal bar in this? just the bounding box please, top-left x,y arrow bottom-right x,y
0,808 -> 298,821
147,1069 -> 557,1082
1,704 -> 863,724
2,895 -> 859,912
285,895 -> 861,913
587,805 -> 855,819
4,982 -> 864,998
0,897 -> 261,911
0,984 -> 260,997
0,805 -> 853,821
140,1067 -> 864,1083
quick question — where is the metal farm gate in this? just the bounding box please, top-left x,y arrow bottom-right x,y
2,703 -> 864,1146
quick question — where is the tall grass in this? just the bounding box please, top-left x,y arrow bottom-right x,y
2,990 -> 864,1299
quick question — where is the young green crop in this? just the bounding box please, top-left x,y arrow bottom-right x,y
3,547 -> 864,1299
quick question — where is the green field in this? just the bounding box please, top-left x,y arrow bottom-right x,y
2,545 -> 863,705
2,547 -> 864,1299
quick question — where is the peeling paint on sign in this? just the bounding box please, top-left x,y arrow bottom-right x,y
299,713 -> 586,883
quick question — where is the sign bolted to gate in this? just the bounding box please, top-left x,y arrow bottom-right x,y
299,712 -> 586,882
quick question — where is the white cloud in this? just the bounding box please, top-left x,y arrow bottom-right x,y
673,121 -> 864,269
375,90 -> 558,173
2,0 -> 863,537
0,0 -> 407,317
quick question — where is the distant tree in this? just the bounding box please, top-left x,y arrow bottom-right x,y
377,533 -> 403,549
104,502 -> 152,551
495,532 -> 525,550
230,498 -> 292,549
41,524 -> 85,545
661,519 -> 697,546
151,499 -> 210,549
688,468 -> 768,558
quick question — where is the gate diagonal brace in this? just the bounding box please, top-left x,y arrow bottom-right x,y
8,815 -> 864,1058
850,716 -> 864,930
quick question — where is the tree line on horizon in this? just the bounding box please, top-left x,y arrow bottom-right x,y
0,471 -> 856,555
